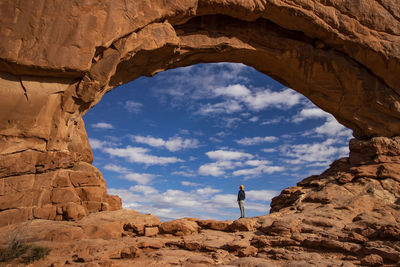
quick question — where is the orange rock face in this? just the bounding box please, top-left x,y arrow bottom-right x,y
0,4 -> 399,265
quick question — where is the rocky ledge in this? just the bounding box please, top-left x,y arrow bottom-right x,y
0,137 -> 399,266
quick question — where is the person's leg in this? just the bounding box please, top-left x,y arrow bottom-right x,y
238,200 -> 245,218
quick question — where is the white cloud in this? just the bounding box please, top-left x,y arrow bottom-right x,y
152,63 -> 249,106
181,181 -> 201,186
233,166 -> 285,177
293,107 -> 330,123
103,164 -> 157,185
246,190 -> 280,201
209,137 -> 223,143
133,136 -> 165,147
214,84 -> 251,98
89,138 -> 112,150
179,129 -> 190,135
198,163 -> 226,176
91,122 -> 114,129
232,159 -> 284,178
236,136 -> 278,145
199,150 -> 272,177
280,138 -> 349,166
108,185 -> 275,220
104,164 -> 129,173
103,146 -> 184,165
197,100 -> 243,115
249,116 -> 259,122
194,187 -> 222,195
209,194 -> 237,208
216,131 -> 230,137
262,148 -> 276,153
245,160 -> 272,166
313,117 -> 353,137
129,185 -> 158,195
165,137 -> 200,152
173,170 -> 196,177
222,117 -> 242,128
124,101 -> 143,113
261,117 -> 285,125
206,150 -> 253,161
124,172 -> 156,184
195,84 -> 302,116
131,135 -> 200,152
244,87 -> 302,111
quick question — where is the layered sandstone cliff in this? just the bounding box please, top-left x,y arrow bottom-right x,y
0,0 -> 399,266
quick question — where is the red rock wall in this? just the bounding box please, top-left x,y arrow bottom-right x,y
0,0 -> 399,225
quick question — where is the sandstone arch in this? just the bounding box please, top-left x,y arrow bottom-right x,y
0,0 -> 399,225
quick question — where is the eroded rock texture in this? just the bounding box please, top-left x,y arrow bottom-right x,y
0,0 -> 399,265
0,2 -> 399,264
1,137 -> 399,266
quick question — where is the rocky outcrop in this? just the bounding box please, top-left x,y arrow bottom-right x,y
0,137 -> 399,266
0,4 -> 400,266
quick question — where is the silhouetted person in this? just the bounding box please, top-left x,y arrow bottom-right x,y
237,185 -> 245,218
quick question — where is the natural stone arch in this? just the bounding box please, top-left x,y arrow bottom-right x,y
0,0 -> 399,225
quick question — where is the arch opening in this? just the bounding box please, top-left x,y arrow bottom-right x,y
84,63 -> 352,221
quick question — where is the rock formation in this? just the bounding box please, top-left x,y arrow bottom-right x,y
0,0 -> 399,265
1,137 -> 400,265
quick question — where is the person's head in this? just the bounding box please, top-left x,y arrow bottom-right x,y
240,185 -> 244,190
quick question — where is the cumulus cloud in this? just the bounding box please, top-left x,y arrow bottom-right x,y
232,159 -> 285,178
196,84 -> 302,116
89,138 -> 114,150
172,170 -> 196,177
153,63 -> 249,103
209,137 -> 223,143
293,107 -> 330,123
280,138 -> 349,166
313,117 -> 353,137
108,184 -> 276,220
197,100 -> 243,115
198,150 -> 282,177
261,116 -> 285,125
206,150 -> 253,161
181,181 -> 201,186
293,107 -> 353,138
246,190 -> 280,202
130,185 -> 158,195
249,116 -> 259,122
91,122 -> 114,129
262,148 -> 277,153
198,162 -> 228,176
235,136 -> 278,146
103,146 -> 184,165
103,163 -> 157,184
124,101 -> 143,113
104,164 -> 130,173
244,87 -> 302,111
124,172 -> 157,184
131,135 -> 200,152
233,165 -> 285,177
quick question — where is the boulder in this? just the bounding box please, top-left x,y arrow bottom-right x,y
197,219 -> 232,231
160,218 -> 199,236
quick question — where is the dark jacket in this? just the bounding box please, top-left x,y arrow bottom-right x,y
237,190 -> 245,201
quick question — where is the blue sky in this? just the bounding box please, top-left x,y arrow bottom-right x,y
84,63 -> 352,221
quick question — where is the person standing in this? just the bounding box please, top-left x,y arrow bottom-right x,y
237,185 -> 246,218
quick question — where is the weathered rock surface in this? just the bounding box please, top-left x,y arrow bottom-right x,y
0,137 -> 398,266
0,1 -> 399,266
0,0 -> 399,225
